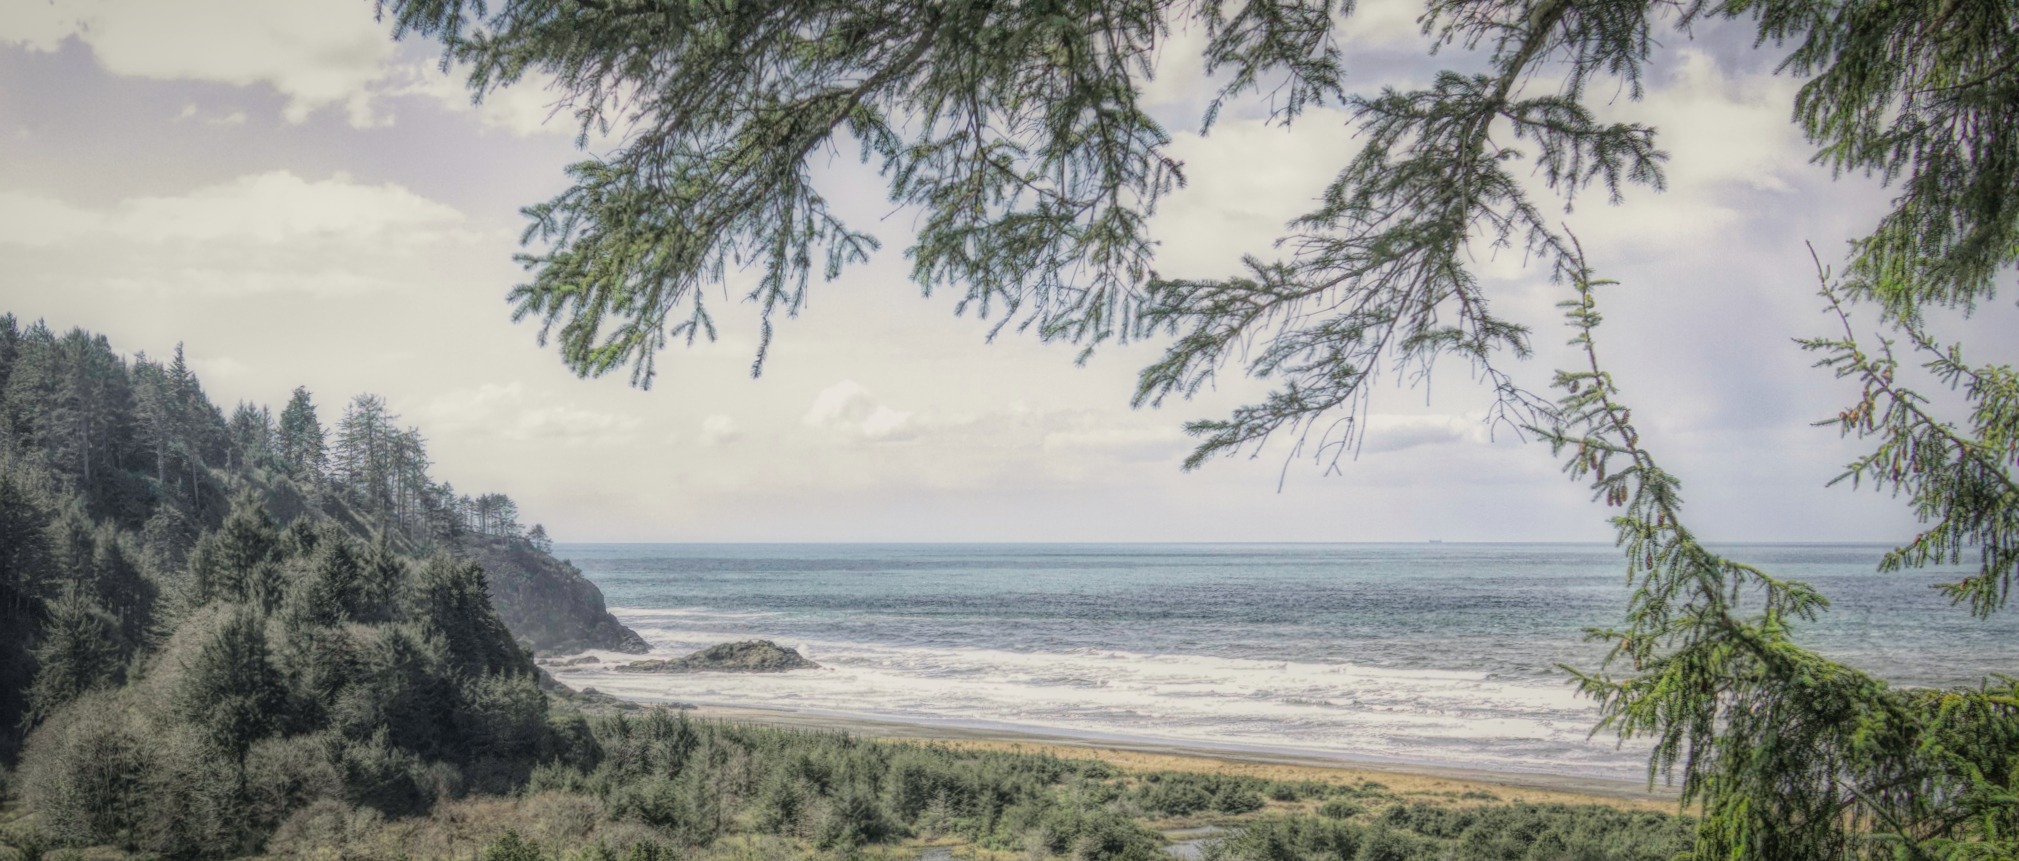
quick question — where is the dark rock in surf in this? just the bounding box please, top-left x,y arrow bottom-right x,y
615,640 -> 819,674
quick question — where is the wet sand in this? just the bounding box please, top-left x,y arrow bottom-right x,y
674,702 -> 1682,812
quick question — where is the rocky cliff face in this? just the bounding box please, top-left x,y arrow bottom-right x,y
461,536 -> 649,655
616,640 -> 818,673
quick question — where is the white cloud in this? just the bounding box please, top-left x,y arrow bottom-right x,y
803,380 -> 917,442
389,61 -> 576,137
424,383 -> 644,447
1,0 -> 396,125
0,171 -> 485,297
700,415 -> 742,446
1341,0 -> 1434,49
101,268 -> 399,298
123,171 -> 465,245
1151,110 -> 1362,279
1358,413 -> 1490,454
1625,49 -> 1807,193
0,0 -> 575,132
0,192 -> 104,247
188,355 -> 252,383
1041,425 -> 1187,459
0,171 -> 466,248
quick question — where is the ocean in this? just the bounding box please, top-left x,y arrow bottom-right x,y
551,543 -> 2018,781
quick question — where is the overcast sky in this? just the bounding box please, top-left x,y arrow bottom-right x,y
1,0 -> 2010,543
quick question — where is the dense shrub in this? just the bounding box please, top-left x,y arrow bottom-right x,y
15,493 -> 561,856
1210,801 -> 1694,861
1131,772 -> 1274,817
483,831 -> 549,861
813,786 -> 896,849
18,690 -> 147,846
1319,799 -> 1366,820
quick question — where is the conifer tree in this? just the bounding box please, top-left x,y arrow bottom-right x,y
405,554 -> 521,678
276,386 -> 327,482
189,491 -> 284,610
174,605 -> 286,770
1540,251 -> 2018,857
26,584 -> 122,725
384,1 -> 2019,857
335,394 -> 400,526
0,463 -> 57,762
227,402 -> 276,472
0,313 -> 20,397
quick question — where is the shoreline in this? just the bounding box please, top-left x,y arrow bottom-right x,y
568,685 -> 1683,811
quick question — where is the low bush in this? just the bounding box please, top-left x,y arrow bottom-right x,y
1319,798 -> 1366,819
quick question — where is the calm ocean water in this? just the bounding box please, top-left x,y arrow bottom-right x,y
551,543 -> 2017,780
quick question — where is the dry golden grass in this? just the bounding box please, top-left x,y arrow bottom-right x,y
683,705 -> 1681,814
934,740 -> 1675,813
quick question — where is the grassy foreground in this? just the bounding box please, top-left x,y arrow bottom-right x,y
2,701 -> 1690,861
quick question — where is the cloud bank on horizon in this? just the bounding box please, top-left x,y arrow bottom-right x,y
2,0 -> 2007,543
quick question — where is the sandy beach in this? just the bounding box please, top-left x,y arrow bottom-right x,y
661,701 -> 1683,812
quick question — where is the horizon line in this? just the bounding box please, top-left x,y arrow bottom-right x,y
548,539 -> 1910,546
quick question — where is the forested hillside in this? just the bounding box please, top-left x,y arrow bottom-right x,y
0,320 -> 1701,860
0,314 -> 642,765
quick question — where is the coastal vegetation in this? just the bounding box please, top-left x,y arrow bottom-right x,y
0,314 -> 632,849
0,318 -> 1696,859
11,699 -> 1700,861
379,0 -> 2019,855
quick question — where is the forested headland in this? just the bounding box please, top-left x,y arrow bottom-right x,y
0,317 -> 1698,859
0,313 -> 645,791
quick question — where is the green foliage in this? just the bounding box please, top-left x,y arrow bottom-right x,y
381,0 -> 1342,386
1539,258 -> 2019,858
276,386 -> 327,481
375,15 -> 2019,856
1803,284 -> 2019,620
485,830 -> 550,861
385,0 -> 2019,484
17,679 -> 1702,861
17,690 -> 147,847
13,489 -> 552,854
1209,802 -> 1691,861
0,317 -> 652,859
24,585 -> 121,725
187,491 -> 284,609
174,604 -> 288,762
1130,771 -> 1272,817
1317,799 -> 1365,820
407,554 -> 524,677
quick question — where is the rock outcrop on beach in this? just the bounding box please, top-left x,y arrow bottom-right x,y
616,640 -> 819,673
462,535 -> 650,655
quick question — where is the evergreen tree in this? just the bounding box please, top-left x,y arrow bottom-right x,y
276,386 -> 327,482
0,461 -> 54,631
0,463 -> 58,760
405,554 -> 522,678
382,1 -> 2019,857
174,605 -> 286,768
227,402 -> 276,472
189,491 -> 284,610
335,394 -> 399,526
26,584 -> 122,724
5,328 -> 144,523
47,509 -> 155,654
0,313 -> 20,400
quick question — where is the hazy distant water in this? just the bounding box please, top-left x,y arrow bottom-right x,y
552,543 -> 2018,780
